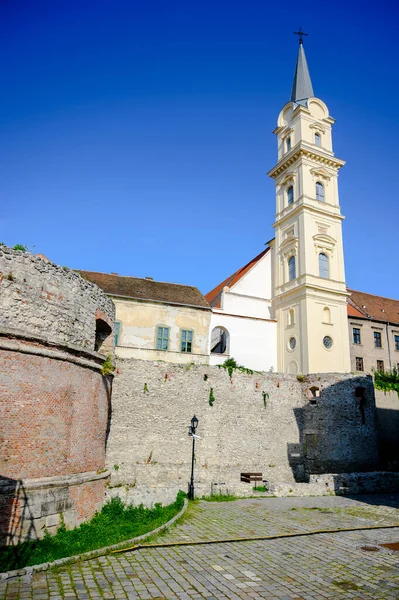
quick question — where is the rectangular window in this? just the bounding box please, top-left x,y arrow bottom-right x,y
353,328 -> 361,345
181,330 -> 193,353
156,327 -> 169,351
374,331 -> 382,348
114,321 -> 121,346
355,357 -> 364,371
377,360 -> 384,372
394,335 -> 399,351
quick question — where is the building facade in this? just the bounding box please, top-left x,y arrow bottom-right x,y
348,289 -> 399,374
81,271 -> 212,364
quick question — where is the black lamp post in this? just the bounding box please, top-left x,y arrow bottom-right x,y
188,415 -> 199,500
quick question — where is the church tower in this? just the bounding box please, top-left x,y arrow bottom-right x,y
268,33 -> 350,375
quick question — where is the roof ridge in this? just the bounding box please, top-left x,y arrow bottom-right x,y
79,270 -> 200,290
348,288 -> 399,304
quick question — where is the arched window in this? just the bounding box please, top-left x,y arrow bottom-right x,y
288,361 -> 298,375
316,181 -> 324,201
288,308 -> 295,326
319,253 -> 329,279
314,132 -> 321,146
288,256 -> 296,281
323,306 -> 331,324
210,327 -> 229,355
286,137 -> 291,152
287,186 -> 294,205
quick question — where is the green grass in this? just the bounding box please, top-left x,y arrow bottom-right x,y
252,485 -> 268,492
201,493 -> 239,502
0,492 -> 185,572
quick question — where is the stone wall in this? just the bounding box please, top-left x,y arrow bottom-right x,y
106,359 -> 378,506
0,246 -> 114,350
0,248 -> 115,544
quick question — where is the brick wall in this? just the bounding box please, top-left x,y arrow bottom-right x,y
106,359 -> 379,506
0,348 -> 110,479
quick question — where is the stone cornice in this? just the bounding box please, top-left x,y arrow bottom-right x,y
268,143 -> 345,179
273,201 -> 345,228
273,281 -> 350,301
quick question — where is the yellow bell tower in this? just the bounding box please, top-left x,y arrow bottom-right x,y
268,32 -> 350,375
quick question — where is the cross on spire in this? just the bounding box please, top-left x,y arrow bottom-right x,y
294,27 -> 308,45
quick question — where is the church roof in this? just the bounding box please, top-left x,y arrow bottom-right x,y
205,248 -> 270,308
347,289 -> 399,325
79,271 -> 211,310
290,43 -> 314,103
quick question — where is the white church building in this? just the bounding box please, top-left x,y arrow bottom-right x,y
207,35 -> 351,376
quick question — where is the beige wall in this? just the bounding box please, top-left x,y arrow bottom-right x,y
348,318 -> 399,374
112,296 -> 211,364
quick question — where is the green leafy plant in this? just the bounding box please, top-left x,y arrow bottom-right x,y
13,244 -> 28,252
0,492 -> 186,571
262,391 -> 269,408
373,367 -> 399,397
101,354 -> 115,376
218,357 -> 258,379
113,464 -> 119,471
209,387 -> 215,406
296,373 -> 304,382
6,272 -> 15,282
143,382 -> 149,393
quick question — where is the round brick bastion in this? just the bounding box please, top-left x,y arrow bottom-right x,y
0,247 -> 115,545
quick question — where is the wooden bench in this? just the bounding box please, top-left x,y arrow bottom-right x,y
240,472 -> 263,488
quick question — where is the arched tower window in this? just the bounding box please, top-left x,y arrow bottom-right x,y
286,137 -> 291,152
323,306 -> 331,324
314,132 -> 321,146
316,181 -> 324,201
210,327 -> 230,355
287,186 -> 294,205
319,253 -> 329,279
288,256 -> 296,281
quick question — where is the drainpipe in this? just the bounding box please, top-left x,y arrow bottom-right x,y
385,322 -> 392,371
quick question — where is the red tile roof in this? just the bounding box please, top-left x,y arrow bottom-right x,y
79,271 -> 211,310
205,248 -> 270,308
347,289 -> 399,325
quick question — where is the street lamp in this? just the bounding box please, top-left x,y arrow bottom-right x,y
188,415 -> 199,500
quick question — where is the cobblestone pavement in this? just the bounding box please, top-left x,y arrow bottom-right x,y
1,494 -> 399,599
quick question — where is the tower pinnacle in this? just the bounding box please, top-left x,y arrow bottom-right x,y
290,34 -> 314,104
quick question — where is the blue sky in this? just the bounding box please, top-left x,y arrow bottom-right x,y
1,0 -> 398,298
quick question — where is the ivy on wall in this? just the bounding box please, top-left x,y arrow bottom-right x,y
373,367 -> 399,397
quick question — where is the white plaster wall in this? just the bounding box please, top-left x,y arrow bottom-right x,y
222,293 -> 272,320
209,311 -> 277,372
232,251 -> 272,299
